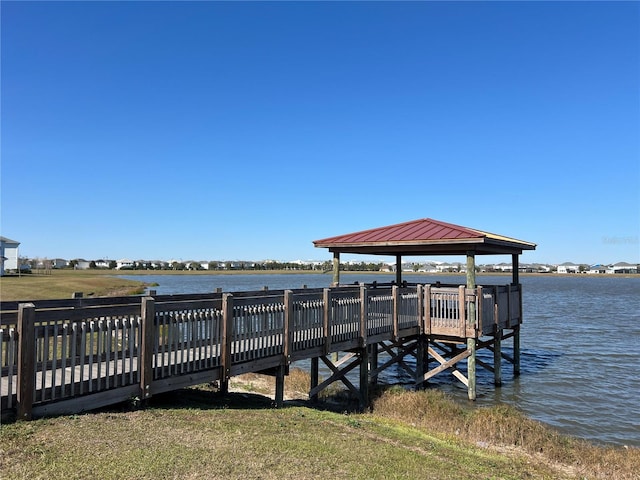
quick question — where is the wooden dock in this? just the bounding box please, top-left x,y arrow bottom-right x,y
1,282 -> 522,420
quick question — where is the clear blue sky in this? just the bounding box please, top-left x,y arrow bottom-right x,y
2,1 -> 639,265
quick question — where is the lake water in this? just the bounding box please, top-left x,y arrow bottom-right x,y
119,273 -> 640,447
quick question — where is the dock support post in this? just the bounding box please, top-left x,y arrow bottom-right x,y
359,347 -> 369,411
466,251 -> 477,400
494,332 -> 502,386
368,343 -> 378,385
415,335 -> 427,389
274,365 -> 286,408
467,338 -> 476,400
513,326 -> 521,376
310,357 -> 319,402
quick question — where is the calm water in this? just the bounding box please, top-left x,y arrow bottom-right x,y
120,273 -> 640,447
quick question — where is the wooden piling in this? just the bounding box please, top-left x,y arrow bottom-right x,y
466,252 -> 477,400
359,347 -> 369,411
494,332 -> 502,386
310,357 -> 319,402
274,365 -> 286,408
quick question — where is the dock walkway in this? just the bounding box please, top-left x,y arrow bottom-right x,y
1,282 -> 522,420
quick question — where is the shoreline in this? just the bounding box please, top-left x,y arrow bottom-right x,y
105,269 -> 639,278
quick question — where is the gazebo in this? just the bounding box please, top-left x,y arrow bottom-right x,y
313,218 -> 536,400
313,217 -> 536,286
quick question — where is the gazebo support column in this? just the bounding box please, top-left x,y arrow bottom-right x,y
395,255 -> 402,285
332,251 -> 340,286
466,251 -> 477,401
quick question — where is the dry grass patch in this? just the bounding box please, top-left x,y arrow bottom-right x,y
371,387 -> 639,480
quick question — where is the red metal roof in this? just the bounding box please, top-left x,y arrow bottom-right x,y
315,218 -> 484,244
313,218 -> 536,256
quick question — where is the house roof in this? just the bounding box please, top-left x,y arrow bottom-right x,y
0,236 -> 20,245
313,218 -> 536,256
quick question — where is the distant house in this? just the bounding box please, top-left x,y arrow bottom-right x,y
436,262 -> 462,273
493,263 -> 513,272
417,263 -> 438,273
94,259 -> 111,269
51,258 -> 68,269
75,260 -> 91,270
587,264 -> 607,275
531,263 -> 552,273
557,262 -> 580,274
0,236 -> 20,276
608,262 -> 638,274
116,259 -> 135,270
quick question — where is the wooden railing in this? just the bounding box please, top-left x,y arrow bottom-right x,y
1,283 -> 521,419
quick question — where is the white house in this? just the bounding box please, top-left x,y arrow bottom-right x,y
417,263 -> 438,273
557,262 -> 580,274
116,259 -> 135,270
0,236 -> 20,276
75,260 -> 91,270
608,262 -> 638,274
436,262 -> 463,273
51,258 -> 68,269
587,264 -> 607,274
493,263 -> 513,272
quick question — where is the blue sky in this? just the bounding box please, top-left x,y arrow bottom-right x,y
2,1 -> 639,265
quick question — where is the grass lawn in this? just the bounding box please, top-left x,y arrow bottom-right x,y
0,270 -> 149,301
1,378 -> 638,480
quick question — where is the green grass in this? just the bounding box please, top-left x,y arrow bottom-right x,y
0,388 -> 569,480
2,384 -> 637,480
0,270 -> 148,301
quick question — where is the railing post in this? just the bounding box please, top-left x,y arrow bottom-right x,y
323,288 -> 332,355
140,297 -> 155,401
72,292 -> 84,359
458,285 -> 467,338
220,293 -> 234,393
416,284 -> 424,335
392,286 -> 399,341
283,290 -> 293,364
424,284 -> 431,335
359,285 -> 367,348
17,303 -> 35,421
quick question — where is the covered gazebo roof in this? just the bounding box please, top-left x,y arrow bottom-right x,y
313,218 -> 536,256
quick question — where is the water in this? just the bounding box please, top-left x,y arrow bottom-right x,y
119,273 -> 640,447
